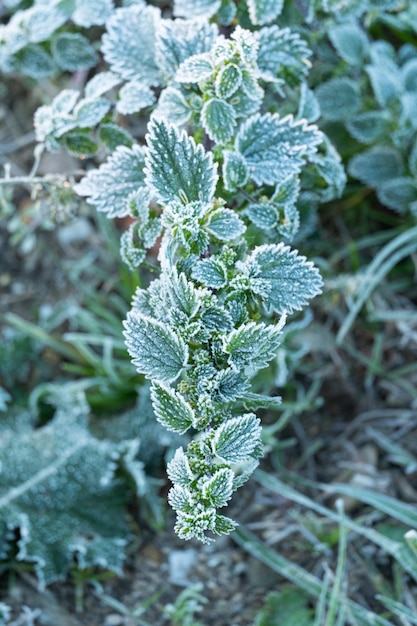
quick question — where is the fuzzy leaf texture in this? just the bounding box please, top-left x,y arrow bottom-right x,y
247,0 -> 284,25
0,398 -> 129,587
255,26 -> 311,85
241,243 -> 323,315
213,414 -> 262,463
145,118 -> 218,206
123,311 -> 188,383
223,319 -> 285,372
235,113 -> 322,186
101,5 -> 161,85
173,0 -> 221,19
75,145 -> 146,218
151,382 -> 195,434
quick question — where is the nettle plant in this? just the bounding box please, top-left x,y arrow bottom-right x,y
70,6 -> 345,543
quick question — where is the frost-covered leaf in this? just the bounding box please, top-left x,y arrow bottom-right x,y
256,26 -> 311,85
116,81 -> 156,115
235,113 -> 322,186
120,224 -> 146,270
212,368 -> 250,402
315,77 -> 361,121
52,33 -> 97,71
75,144 -> 146,218
202,468 -> 234,508
241,243 -> 323,315
167,447 -> 193,487
246,202 -> 278,230
168,484 -> 192,511
201,305 -> 234,333
403,58 -> 417,93
0,400 -> 129,587
155,18 -> 217,79
213,514 -> 238,535
74,97 -> 111,128
191,257 -> 228,289
328,21 -> 369,65
377,177 -> 417,213
311,150 -> 347,203
247,0 -> 284,25
215,64 -> 242,98
123,311 -> 188,383
213,414 -> 262,463
173,0 -> 221,19
206,208 -> 246,241
15,44 -> 56,78
163,267 -> 204,318
101,5 -> 161,85
153,87 -> 191,126
298,84 -> 320,123
151,382 -> 195,434
348,146 -> 404,188
175,508 -> 217,543
201,98 -> 237,145
176,53 -> 213,83
99,123 -> 133,151
223,320 -> 284,371
145,118 -> 218,206
72,0 -> 114,27
222,150 -> 249,192
346,111 -> 391,144
16,6 -> 67,43
85,72 -> 121,99
366,61 -> 401,107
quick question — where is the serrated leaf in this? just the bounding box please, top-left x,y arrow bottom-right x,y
74,97 -> 111,128
328,21 -> 369,65
167,447 -> 193,487
145,118 -> 218,206
202,468 -> 234,507
246,202 -> 278,230
173,0 -> 221,19
175,508 -> 217,543
256,26 -> 311,85
201,97 -> 237,145
176,53 -> 213,83
85,72 -> 121,99
120,225 -> 146,270
223,320 -> 285,371
0,401 -> 129,587
242,243 -> 323,315
101,5 -> 161,85
64,133 -> 98,156
206,208 -> 246,241
315,77 -> 361,121
168,484 -> 192,511
155,18 -> 217,79
151,382 -> 195,434
213,514 -> 239,535
377,177 -> 417,213
52,33 -> 97,72
222,150 -> 249,192
346,111 -> 391,144
191,257 -> 228,289
212,368 -> 250,402
164,267 -> 204,318
116,81 -> 155,115
153,87 -> 191,126
15,44 -> 56,78
215,63 -> 242,98
213,414 -> 262,463
235,113 -> 322,186
18,6 -> 67,43
200,305 -> 234,333
75,144 -> 146,218
123,311 -> 188,383
247,0 -> 284,25
348,146 -> 404,188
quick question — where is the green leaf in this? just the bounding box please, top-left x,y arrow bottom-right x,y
256,587 -> 313,626
256,26 -> 311,85
191,257 -> 228,289
153,87 -> 192,126
15,44 -> 56,78
64,132 -> 98,156
85,72 -> 121,99
116,81 -> 155,115
247,0 -> 284,25
120,225 -> 146,271
242,243 -> 323,315
52,33 -> 97,72
167,447 -> 194,487
348,146 -> 404,188
145,118 -> 218,206
123,311 -> 188,383
346,111 -> 391,144
173,0 -> 221,19
222,150 -> 249,192
74,97 -> 111,128
72,0 -> 114,27
328,22 -> 369,65
315,77 -> 362,121
201,97 -> 237,145
164,267 -> 204,318
377,177 -> 417,213
246,202 -> 278,229
176,53 -> 213,82
151,382 -> 195,434
214,414 -> 262,463
101,5 -> 161,85
215,63 -> 242,98
75,144 -> 146,218
206,208 -> 246,241
202,468 -> 234,507
223,320 -> 285,371
99,123 -> 133,151
236,113 -> 322,186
